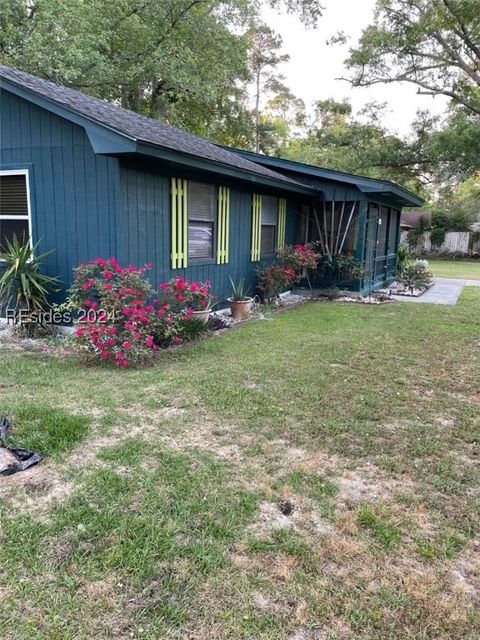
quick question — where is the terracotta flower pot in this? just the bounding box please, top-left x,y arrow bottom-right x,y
191,309 -> 211,323
228,297 -> 253,321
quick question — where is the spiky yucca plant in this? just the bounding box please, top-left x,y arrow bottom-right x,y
0,236 -> 60,334
396,244 -> 413,278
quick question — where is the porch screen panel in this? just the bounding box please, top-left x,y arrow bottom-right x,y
251,194 -> 262,261
364,203 -> 379,284
277,198 -> 287,247
171,177 -> 188,268
388,209 -> 399,253
216,186 -> 230,264
377,206 -> 388,255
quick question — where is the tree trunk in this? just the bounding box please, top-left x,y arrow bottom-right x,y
255,68 -> 261,153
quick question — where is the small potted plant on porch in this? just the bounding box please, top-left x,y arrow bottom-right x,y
228,276 -> 253,321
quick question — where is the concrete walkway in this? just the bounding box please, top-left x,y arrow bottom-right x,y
393,277 -> 480,305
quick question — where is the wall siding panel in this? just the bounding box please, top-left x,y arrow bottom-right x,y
120,166 -> 297,302
0,91 -> 121,298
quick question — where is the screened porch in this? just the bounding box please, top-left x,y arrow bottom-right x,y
298,200 -> 401,291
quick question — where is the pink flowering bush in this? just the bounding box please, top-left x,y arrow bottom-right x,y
66,260 -> 213,367
159,277 -> 216,312
67,258 -> 159,366
276,244 -> 319,273
256,244 -> 320,300
256,264 -> 297,300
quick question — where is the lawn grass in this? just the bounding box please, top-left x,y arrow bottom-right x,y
428,258 -> 480,280
0,290 -> 479,639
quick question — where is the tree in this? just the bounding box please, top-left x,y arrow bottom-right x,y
343,0 -> 480,115
283,98 -> 427,195
247,25 -> 289,152
0,0 -> 252,133
431,172 -> 480,230
265,87 -> 306,126
0,1 -> 323,141
256,85 -> 306,155
421,107 -> 480,184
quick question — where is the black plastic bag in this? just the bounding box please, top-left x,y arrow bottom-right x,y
0,416 -> 43,476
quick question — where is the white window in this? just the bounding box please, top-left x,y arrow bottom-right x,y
188,181 -> 216,260
0,170 -> 32,253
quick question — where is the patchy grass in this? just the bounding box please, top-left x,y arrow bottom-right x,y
0,289 -> 479,639
428,259 -> 480,280
5,405 -> 91,458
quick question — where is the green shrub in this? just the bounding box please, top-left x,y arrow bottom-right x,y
430,227 -> 446,247
396,244 -> 413,277
317,254 -> 365,281
407,216 -> 431,252
401,263 -> 433,291
0,237 -> 60,335
256,263 -> 296,300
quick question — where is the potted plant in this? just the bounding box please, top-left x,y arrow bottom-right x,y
228,276 -> 253,321
159,277 -> 215,323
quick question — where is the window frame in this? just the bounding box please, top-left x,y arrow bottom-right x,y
0,169 -> 33,259
260,195 -> 278,257
187,181 -> 217,264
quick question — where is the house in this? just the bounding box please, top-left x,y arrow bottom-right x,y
400,210 -> 432,231
0,65 -> 423,303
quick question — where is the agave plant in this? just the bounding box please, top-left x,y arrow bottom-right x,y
0,236 -> 60,334
396,244 -> 413,278
229,276 -> 250,301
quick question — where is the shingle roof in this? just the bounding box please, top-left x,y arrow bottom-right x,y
0,65 -> 305,189
222,147 -> 425,207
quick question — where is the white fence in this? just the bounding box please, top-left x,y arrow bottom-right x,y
400,230 -> 480,255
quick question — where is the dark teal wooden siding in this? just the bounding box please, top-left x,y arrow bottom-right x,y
0,91 -> 121,295
119,166 -> 300,302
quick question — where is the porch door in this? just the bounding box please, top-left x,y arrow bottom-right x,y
364,203 -> 379,288
386,209 -> 399,279
373,206 -> 389,285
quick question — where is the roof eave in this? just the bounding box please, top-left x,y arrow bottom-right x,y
1,77 -> 317,195
226,147 -> 424,207
356,185 -> 425,208
134,141 -> 319,195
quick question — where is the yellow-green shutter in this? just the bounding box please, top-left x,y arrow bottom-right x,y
251,193 -> 262,261
216,186 -> 230,264
171,178 -> 188,269
277,197 -> 287,247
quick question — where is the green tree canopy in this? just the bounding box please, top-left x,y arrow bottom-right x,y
344,0 -> 480,115
283,98 -> 427,195
0,0 -> 322,138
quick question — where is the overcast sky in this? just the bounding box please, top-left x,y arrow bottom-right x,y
261,0 -> 449,136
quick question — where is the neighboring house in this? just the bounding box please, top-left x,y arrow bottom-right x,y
400,210 -> 432,231
0,65 -> 423,302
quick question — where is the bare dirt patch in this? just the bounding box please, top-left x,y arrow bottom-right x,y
449,539 -> 480,602
249,497 -> 335,539
336,464 -> 415,510
250,500 -> 296,534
